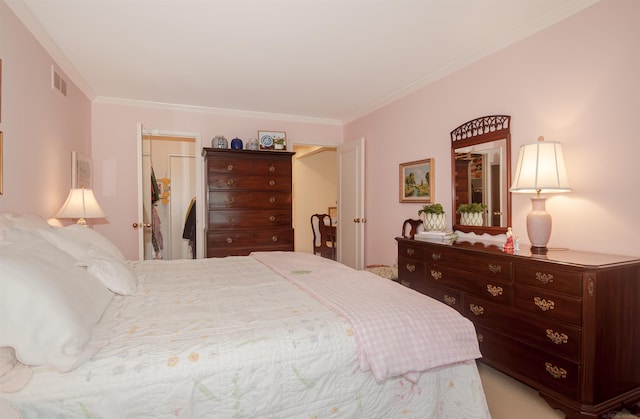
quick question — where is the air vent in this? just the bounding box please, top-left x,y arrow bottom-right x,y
51,66 -> 67,96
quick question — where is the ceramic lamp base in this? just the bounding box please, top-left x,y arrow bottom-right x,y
526,196 -> 552,250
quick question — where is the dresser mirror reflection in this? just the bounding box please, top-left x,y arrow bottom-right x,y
451,115 -> 512,235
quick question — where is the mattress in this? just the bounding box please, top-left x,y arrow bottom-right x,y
4,254 -> 491,418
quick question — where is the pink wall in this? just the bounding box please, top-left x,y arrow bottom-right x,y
346,0 -> 640,264
91,103 -> 342,257
0,1 -> 92,216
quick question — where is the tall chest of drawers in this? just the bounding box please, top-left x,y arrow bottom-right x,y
203,148 -> 294,257
396,236 -> 640,418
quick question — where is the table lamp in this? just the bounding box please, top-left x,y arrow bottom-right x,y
510,136 -> 572,252
55,187 -> 106,226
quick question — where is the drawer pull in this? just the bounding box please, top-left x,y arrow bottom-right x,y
227,217 -> 234,224
227,179 -> 235,186
443,295 -> 456,306
405,264 -> 416,273
406,248 -> 415,256
227,164 -> 234,171
488,264 -> 502,274
486,284 -> 503,297
272,236 -> 278,242
536,272 -> 554,285
269,196 -> 276,203
534,297 -> 555,311
226,237 -> 233,244
477,333 -> 484,343
400,280 -> 411,287
430,270 -> 442,280
269,165 -> 276,172
546,329 -> 568,345
431,252 -> 441,261
545,362 -> 567,379
269,180 -> 276,186
225,196 -> 234,204
469,304 -> 484,316
269,215 -> 276,222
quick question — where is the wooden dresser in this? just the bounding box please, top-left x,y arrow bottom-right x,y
203,148 -> 294,257
396,236 -> 640,418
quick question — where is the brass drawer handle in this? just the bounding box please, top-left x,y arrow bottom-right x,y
430,270 -> 442,280
406,248 -> 415,256
272,236 -> 278,242
226,237 -> 233,244
269,165 -> 276,172
400,280 -> 411,287
477,333 -> 484,343
443,295 -> 456,306
227,217 -> 234,223
486,284 -> 503,297
269,215 -> 276,222
546,329 -> 568,345
227,164 -> 234,171
405,264 -> 416,273
545,362 -> 567,379
431,252 -> 441,261
534,296 -> 555,311
269,196 -> 276,203
488,264 -> 502,274
225,196 -> 234,204
227,179 -> 235,186
536,272 -> 554,285
269,179 -> 276,186
469,304 -> 484,316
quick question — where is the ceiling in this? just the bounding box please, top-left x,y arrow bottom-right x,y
8,0 -> 598,124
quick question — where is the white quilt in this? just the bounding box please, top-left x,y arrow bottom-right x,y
4,255 -> 491,418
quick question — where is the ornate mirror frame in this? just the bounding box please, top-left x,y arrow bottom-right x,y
451,115 -> 511,235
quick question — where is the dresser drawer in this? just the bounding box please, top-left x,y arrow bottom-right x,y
428,264 -> 512,305
208,209 -> 291,229
514,263 -> 582,297
252,159 -> 292,176
207,158 -> 252,175
208,191 -> 291,209
207,228 -> 294,256
398,256 -> 426,289
464,296 -> 580,360
207,175 -> 291,191
421,282 -> 462,313
398,242 -> 426,261
427,247 -> 511,280
514,285 -> 582,326
476,325 -> 579,399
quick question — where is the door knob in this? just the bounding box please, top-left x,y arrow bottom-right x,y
132,222 -> 151,229
353,218 -> 360,223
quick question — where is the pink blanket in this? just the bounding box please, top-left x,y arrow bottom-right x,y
251,251 -> 481,382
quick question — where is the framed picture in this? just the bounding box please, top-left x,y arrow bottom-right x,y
399,158 -> 434,203
258,130 -> 287,151
71,150 -> 92,188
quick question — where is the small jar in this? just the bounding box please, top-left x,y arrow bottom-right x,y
212,135 -> 227,149
246,138 -> 259,150
230,137 -> 243,149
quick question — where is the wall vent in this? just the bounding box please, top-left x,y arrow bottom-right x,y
51,66 -> 67,96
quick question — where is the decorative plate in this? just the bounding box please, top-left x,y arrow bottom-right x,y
260,135 -> 274,148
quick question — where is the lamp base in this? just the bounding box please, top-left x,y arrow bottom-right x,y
526,196 -> 552,249
76,218 -> 88,226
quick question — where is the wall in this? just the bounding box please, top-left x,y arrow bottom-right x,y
91,102 -> 343,258
0,1 -> 92,216
345,0 -> 640,265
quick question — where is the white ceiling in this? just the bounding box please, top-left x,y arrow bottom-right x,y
8,0 -> 598,124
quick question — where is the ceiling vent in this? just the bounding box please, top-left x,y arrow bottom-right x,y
51,66 -> 67,96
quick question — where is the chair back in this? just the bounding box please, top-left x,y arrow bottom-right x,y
311,213 -> 336,259
402,219 -> 423,239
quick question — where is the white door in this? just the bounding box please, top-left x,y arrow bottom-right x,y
337,137 -> 365,269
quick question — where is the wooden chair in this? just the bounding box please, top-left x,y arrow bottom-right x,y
402,218 -> 423,239
311,213 -> 336,260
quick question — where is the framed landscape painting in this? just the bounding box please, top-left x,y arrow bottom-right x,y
399,158 -> 434,203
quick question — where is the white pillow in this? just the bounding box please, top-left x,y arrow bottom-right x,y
76,247 -> 138,295
42,224 -> 126,262
0,235 -> 114,372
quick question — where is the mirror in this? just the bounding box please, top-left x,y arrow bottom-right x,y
451,115 -> 511,235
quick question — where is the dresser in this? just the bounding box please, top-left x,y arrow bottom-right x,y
396,236 -> 640,418
203,148 -> 294,257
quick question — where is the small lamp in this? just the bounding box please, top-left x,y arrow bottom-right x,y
510,136 -> 572,252
55,187 -> 106,226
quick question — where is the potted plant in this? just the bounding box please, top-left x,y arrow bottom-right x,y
274,137 -> 286,150
457,203 -> 486,226
418,203 -> 446,231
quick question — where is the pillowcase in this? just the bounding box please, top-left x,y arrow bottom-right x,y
39,224 -> 126,262
76,248 -> 138,295
0,235 -> 114,372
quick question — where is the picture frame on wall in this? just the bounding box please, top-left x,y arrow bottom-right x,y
258,130 -> 287,151
399,158 -> 434,203
71,150 -> 92,188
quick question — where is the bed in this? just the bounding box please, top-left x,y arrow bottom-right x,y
0,214 -> 491,418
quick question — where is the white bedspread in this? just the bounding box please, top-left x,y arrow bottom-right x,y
4,254 -> 491,418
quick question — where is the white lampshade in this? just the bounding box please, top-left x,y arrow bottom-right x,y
510,136 -> 571,251
55,188 -> 106,225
